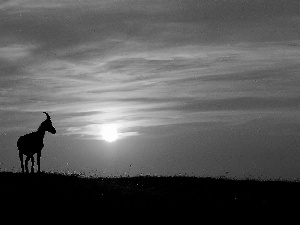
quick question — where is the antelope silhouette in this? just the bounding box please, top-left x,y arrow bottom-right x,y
17,112 -> 56,173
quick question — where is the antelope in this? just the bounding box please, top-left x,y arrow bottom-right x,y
17,112 -> 56,173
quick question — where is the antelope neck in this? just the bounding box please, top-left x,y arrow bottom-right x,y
36,129 -> 46,139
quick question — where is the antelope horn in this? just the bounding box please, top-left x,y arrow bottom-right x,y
43,112 -> 50,120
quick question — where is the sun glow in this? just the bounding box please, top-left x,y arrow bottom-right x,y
101,124 -> 119,142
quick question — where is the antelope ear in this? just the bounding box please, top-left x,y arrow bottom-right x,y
43,112 -> 51,120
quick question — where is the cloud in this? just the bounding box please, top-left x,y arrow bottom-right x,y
0,44 -> 35,61
1,41 -> 296,138
159,96 -> 300,113
1,0 -> 299,57
0,0 -> 299,140
65,123 -> 139,141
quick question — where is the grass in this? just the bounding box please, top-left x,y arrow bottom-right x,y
1,171 -> 299,218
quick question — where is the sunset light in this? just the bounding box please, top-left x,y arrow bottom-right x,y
101,124 -> 119,142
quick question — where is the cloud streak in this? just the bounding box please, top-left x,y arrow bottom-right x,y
0,0 -> 299,140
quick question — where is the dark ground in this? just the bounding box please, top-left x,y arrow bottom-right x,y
0,172 -> 299,220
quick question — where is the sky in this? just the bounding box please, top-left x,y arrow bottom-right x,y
0,0 -> 299,180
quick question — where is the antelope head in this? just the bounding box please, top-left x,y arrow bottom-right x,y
42,112 -> 56,134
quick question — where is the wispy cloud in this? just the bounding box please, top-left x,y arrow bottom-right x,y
0,44 -> 35,61
0,0 -> 299,140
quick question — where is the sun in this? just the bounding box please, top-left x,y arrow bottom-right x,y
101,124 -> 119,142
